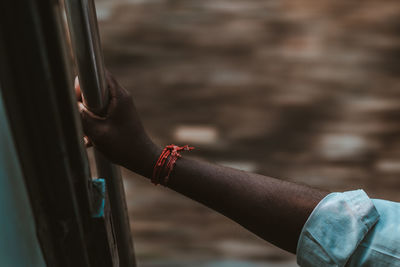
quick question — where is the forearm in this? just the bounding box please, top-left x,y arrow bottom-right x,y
132,145 -> 329,254
75,73 -> 329,254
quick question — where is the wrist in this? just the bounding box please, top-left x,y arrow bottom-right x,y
126,139 -> 162,179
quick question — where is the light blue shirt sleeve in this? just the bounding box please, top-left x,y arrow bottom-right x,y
296,190 -> 400,266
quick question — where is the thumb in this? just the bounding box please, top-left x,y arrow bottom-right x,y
75,76 -> 82,101
78,102 -> 104,136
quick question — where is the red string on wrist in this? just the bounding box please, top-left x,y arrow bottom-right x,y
152,144 -> 194,185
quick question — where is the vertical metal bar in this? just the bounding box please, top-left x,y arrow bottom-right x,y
94,152 -> 135,267
64,1 -> 137,266
64,0 -> 108,114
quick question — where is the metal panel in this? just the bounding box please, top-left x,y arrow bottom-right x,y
0,90 -> 46,267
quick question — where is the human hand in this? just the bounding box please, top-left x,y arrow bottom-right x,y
75,71 -> 160,177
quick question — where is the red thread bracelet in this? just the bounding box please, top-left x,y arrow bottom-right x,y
152,144 -> 194,185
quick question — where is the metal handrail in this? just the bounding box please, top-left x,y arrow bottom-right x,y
64,1 -> 136,266
64,0 -> 108,114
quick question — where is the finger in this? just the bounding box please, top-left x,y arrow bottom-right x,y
83,136 -> 92,148
78,102 -> 104,120
78,102 -> 105,136
75,76 -> 82,101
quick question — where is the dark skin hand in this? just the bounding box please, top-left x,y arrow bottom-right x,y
76,72 -> 329,254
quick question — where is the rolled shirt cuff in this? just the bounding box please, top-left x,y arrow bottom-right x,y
297,190 -> 380,267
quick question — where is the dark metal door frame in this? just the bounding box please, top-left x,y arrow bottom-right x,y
0,0 -> 136,266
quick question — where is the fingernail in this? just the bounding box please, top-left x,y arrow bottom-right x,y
78,102 -> 85,112
75,76 -> 79,88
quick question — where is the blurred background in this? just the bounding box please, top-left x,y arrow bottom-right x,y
93,0 -> 400,266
